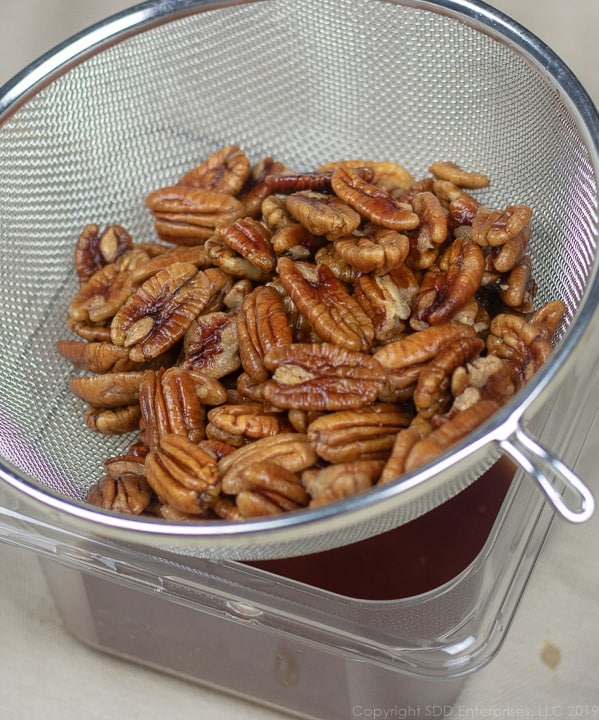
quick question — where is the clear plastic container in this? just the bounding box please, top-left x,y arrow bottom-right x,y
21,459 -> 554,717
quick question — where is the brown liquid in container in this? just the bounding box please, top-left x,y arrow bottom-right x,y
248,457 -> 515,600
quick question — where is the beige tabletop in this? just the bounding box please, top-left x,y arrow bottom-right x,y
1,1 -> 599,717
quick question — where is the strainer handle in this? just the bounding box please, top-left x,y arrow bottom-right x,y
500,427 -> 595,523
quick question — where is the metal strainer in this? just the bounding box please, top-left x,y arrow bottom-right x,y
0,0 -> 598,560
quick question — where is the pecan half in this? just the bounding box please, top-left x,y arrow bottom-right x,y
303,460 -> 385,507
239,157 -> 288,217
334,226 -> 409,275
263,342 -> 386,411
145,433 -> 220,514
276,257 -> 374,351
75,224 -> 133,286
177,145 -> 251,195
86,472 -> 153,515
285,191 -> 361,240
207,403 -> 290,442
146,186 -> 246,245
236,285 -> 293,382
57,340 -> 145,373
139,367 -> 208,450
317,159 -> 413,193
181,311 -> 240,378
225,460 -> 309,509
307,404 -> 412,463
111,264 -> 225,362
69,371 -> 145,407
428,161 -> 490,189
331,167 -> 419,231
83,404 -> 141,434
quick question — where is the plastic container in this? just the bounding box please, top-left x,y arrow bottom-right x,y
28,458 -> 557,716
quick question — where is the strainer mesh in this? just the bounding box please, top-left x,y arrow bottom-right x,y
0,0 -> 597,546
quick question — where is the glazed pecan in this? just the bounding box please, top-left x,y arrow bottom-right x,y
239,157 -> 288,217
354,266 -> 419,343
261,195 -> 296,230
129,244 -> 210,286
75,224 -> 133,286
69,371 -> 145,407
331,167 -> 419,231
413,334 -> 485,418
379,416 -> 433,483
313,244 -> 361,284
83,404 -> 141,434
68,248 -> 150,325
272,224 -> 326,260
111,264 -> 227,362
86,471 -> 152,515
219,433 -> 317,493
139,367 -> 208,450
146,186 -> 246,245
317,159 -> 413,193
499,255 -> 535,309
206,403 -> 290,442
145,433 -> 220,514
450,354 -> 517,411
487,313 -> 553,384
236,285 -> 293,382
334,226 -> 409,275
404,399 -> 499,472
285,190 -> 361,240
56,340 -> 144,373
224,460 -> 309,510
276,257 -> 374,351
181,311 -> 240,378
528,300 -> 566,341
411,191 -> 448,246
428,161 -> 489,189
263,342 -> 386,411
307,404 -> 412,464
216,217 -> 275,274
411,238 -> 485,327
265,171 -> 336,194
177,145 -> 250,195
303,460 -> 385,507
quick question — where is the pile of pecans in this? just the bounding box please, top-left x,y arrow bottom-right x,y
57,146 -> 565,521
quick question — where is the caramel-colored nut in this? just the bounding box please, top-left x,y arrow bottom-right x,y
354,267 -> 418,343
487,312 -> 553,384
111,263 -> 223,362
411,238 -> 485,327
307,404 -> 412,464
207,403 -> 290,441
499,255 -> 535,309
204,235 -> 272,281
225,460 -> 309,507
285,191 -> 362,240
145,186 -> 246,245
216,217 -> 275,274
413,335 -> 485,418
145,433 -> 221,514
75,224 -> 133,286
67,318 -> 112,343
139,367 -> 209,450
374,322 -> 476,371
451,354 -> 517,411
181,311 -> 240,379
56,340 -> 144,373
472,205 -> 532,248
236,372 -> 269,402
428,161 -> 490,189
303,460 -> 385,507
236,285 -> 293,382
265,171 -> 335,194
491,224 -> 530,273
68,248 -> 150,325
235,488 -> 300,517
263,342 -> 386,411
83,404 -> 141,434
411,191 -> 448,245
313,244 -> 361,284
218,433 -> 317,491
405,399 -> 499,471
528,300 -> 566,341
177,145 -> 250,195
331,167 -> 419,231
379,416 -> 433,483
272,224 -> 326,260
223,278 -> 254,312
239,157 -> 288,218
130,244 -> 210,286
277,257 -> 374,351
447,192 -> 481,228
334,226 -> 409,275
86,472 -> 153,515
261,195 -> 296,230
317,159 -> 413,193
69,371 -> 145,407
